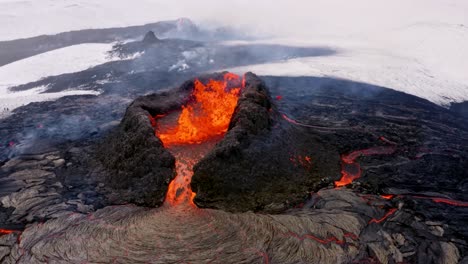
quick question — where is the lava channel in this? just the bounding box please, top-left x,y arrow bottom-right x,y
335,146 -> 396,187
154,72 -> 243,207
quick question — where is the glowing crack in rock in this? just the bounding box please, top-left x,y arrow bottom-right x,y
368,208 -> 398,224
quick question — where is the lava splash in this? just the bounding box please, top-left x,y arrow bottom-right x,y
155,72 -> 243,206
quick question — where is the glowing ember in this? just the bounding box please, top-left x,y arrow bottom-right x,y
155,73 -> 244,207
289,155 -> 313,169
335,146 -> 396,187
158,73 -> 242,146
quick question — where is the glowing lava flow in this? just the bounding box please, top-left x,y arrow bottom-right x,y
411,195 -> 468,207
0,229 -> 15,235
158,73 -> 241,146
155,73 -> 243,207
335,146 -> 396,187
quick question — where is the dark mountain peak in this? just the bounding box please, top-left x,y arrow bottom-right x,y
142,31 -> 159,44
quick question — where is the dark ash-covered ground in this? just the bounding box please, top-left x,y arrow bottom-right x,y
0,29 -> 467,263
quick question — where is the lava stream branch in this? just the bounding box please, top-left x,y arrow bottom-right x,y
335,146 -> 396,187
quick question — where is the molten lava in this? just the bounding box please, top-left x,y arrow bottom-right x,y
411,195 -> 468,207
158,73 -> 242,146
155,73 -> 243,207
380,194 -> 395,200
335,146 -> 396,187
0,229 -> 15,235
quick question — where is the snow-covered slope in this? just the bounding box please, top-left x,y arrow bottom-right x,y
0,43 -> 115,88
0,43 -> 117,117
226,24 -> 468,106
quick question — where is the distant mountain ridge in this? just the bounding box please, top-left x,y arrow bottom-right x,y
0,18 -> 198,67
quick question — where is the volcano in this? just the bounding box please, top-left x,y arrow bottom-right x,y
1,71 -> 467,263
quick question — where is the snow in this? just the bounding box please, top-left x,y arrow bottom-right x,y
0,0 -> 467,106
0,86 -> 100,119
0,43 -> 115,88
226,33 -> 468,106
0,43 -> 118,117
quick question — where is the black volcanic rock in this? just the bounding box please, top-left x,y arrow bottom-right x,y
450,101 -> 468,119
191,73 -> 340,212
142,31 -> 159,44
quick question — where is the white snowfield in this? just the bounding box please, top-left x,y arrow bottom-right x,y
226,26 -> 468,106
0,0 -> 467,110
0,43 -> 116,118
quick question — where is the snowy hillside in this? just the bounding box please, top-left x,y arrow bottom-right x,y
0,43 -> 118,117
226,24 -> 468,106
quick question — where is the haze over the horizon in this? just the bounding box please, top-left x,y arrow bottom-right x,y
1,0 -> 467,107
0,0 -> 467,40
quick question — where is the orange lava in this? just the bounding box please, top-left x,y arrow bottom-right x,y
156,73 -> 243,207
431,198 -> 468,207
0,229 -> 14,235
412,195 -> 468,207
158,73 -> 242,146
335,146 -> 396,187
164,150 -> 200,207
380,194 -> 395,200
